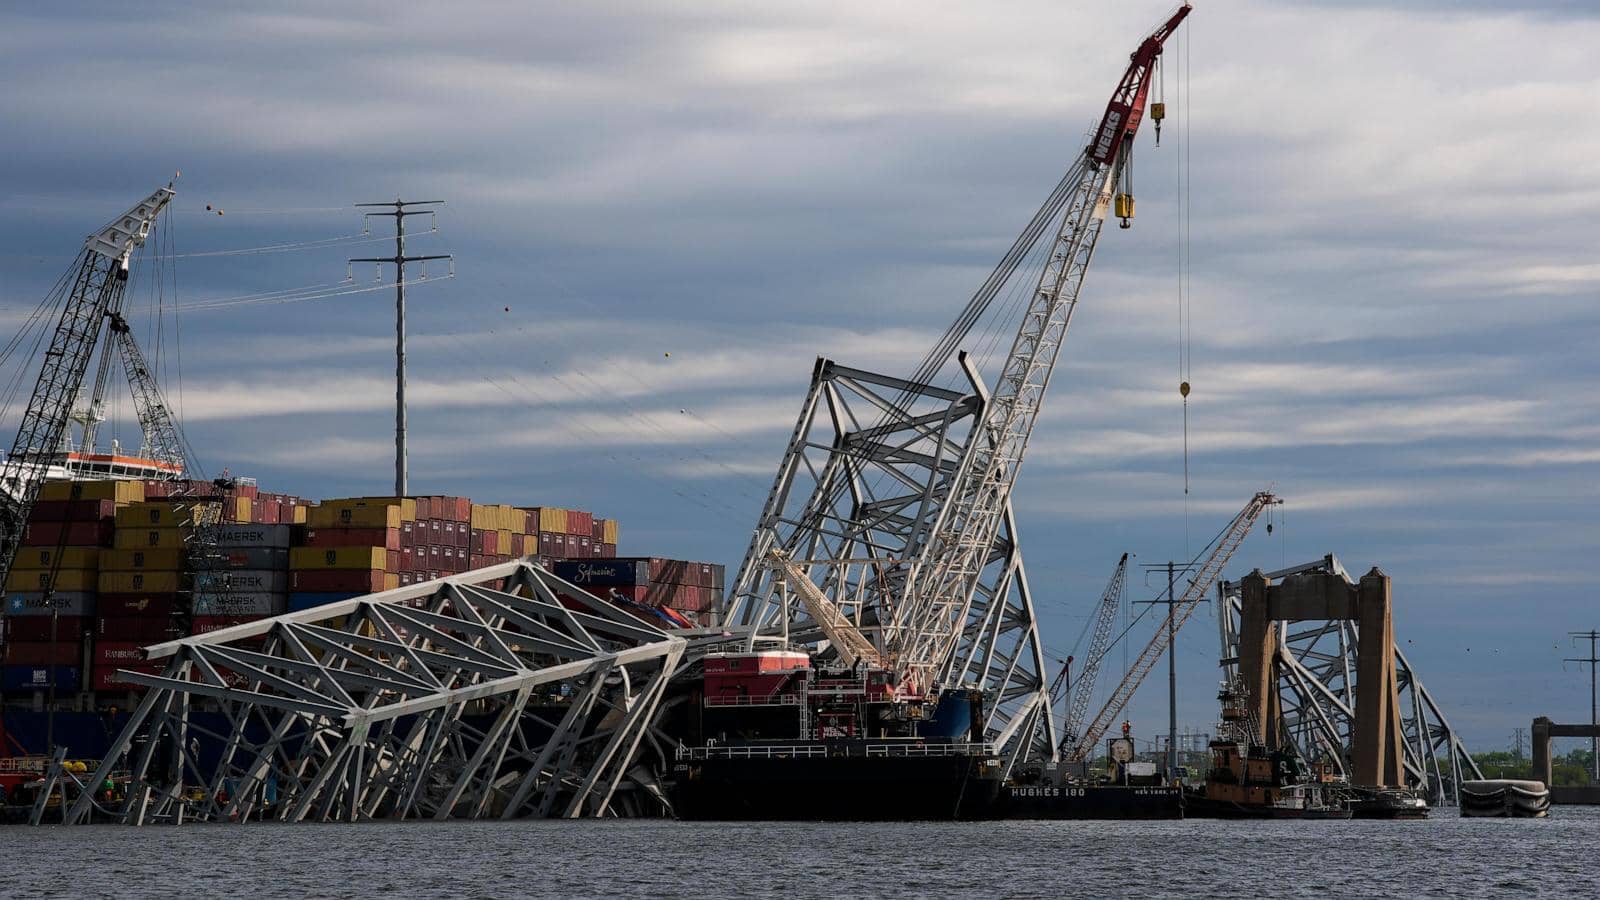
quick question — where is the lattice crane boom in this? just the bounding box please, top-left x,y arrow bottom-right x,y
111,314 -> 187,471
886,5 -> 1191,694
767,550 -> 884,670
1068,491 -> 1278,763
0,186 -> 174,583
1063,552 -> 1130,754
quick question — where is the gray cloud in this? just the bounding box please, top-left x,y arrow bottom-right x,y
1,0 -> 1596,745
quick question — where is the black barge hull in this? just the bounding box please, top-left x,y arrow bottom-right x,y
992,784 -> 1183,819
670,753 -> 1003,821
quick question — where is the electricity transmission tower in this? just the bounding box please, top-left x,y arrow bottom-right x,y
350,199 -> 452,496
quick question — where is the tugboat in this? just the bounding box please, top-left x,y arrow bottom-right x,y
667,650 -> 1004,820
1184,679 -> 1351,819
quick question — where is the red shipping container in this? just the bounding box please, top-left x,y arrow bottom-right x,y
96,641 -> 149,667
566,509 -> 593,537
599,543 -> 617,558
22,520 -> 113,547
28,499 -> 116,522
192,615 -> 268,637
3,641 -> 82,666
98,593 -> 181,617
93,662 -> 162,692
591,519 -> 604,541
453,522 -> 469,548
290,569 -> 389,592
414,497 -> 433,520
428,496 -> 470,522
304,527 -> 401,551
5,616 -> 89,641
386,549 -> 401,572
95,615 -> 181,643
399,520 -> 415,548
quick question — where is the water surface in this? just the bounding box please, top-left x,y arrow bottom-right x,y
4,809 -> 1593,897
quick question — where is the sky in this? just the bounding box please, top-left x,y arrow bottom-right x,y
1,0 -> 1596,751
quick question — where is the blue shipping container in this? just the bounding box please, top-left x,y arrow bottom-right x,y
2,665 -> 81,692
551,560 -> 649,587
289,592 -> 361,613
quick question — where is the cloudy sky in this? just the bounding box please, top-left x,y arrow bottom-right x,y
2,0 -> 1596,749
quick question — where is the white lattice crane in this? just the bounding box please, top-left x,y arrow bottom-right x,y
883,5 -> 1192,696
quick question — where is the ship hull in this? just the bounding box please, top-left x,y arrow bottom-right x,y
669,751 -> 1003,821
993,784 -> 1183,819
1182,792 -> 1352,819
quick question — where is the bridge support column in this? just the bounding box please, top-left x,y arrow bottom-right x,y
1352,568 -> 1404,786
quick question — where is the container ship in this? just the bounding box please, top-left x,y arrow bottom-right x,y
667,649 -> 1005,820
0,470 -> 724,793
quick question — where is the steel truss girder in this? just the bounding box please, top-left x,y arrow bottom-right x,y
50,561 -> 685,825
726,359 -> 1056,765
1218,555 -> 1483,805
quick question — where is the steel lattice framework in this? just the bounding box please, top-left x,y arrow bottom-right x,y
1217,555 -> 1483,805
726,360 -> 1056,768
44,562 -> 684,825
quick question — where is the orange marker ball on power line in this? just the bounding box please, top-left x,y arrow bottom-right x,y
1179,381 -> 1190,398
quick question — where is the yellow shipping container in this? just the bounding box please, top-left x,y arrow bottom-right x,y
470,504 -> 489,530
37,480 -> 146,504
99,571 -> 183,593
291,504 -> 308,524
602,519 -> 618,544
384,573 -> 399,592
114,501 -> 214,529
12,547 -> 100,570
289,546 -> 387,570
4,568 -> 99,593
113,526 -> 187,550
539,507 -> 566,532
232,496 -> 254,523
305,505 -> 401,530
324,497 -> 416,521
101,548 -> 188,570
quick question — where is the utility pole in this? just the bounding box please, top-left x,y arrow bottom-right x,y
1139,560 -> 1199,785
1566,629 -> 1599,783
350,200 -> 452,497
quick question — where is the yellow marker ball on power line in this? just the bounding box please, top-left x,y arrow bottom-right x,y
1179,381 -> 1190,398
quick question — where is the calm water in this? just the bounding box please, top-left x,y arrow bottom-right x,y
3,810 -> 1596,898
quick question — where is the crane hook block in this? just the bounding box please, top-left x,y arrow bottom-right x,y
1114,193 -> 1135,229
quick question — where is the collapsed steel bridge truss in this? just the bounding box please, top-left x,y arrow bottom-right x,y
726,359 -> 1056,768
45,561 -> 684,825
1217,555 -> 1482,805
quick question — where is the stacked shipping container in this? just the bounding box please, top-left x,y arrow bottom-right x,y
550,557 -> 724,628
1,480 -> 663,702
0,480 -> 142,694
